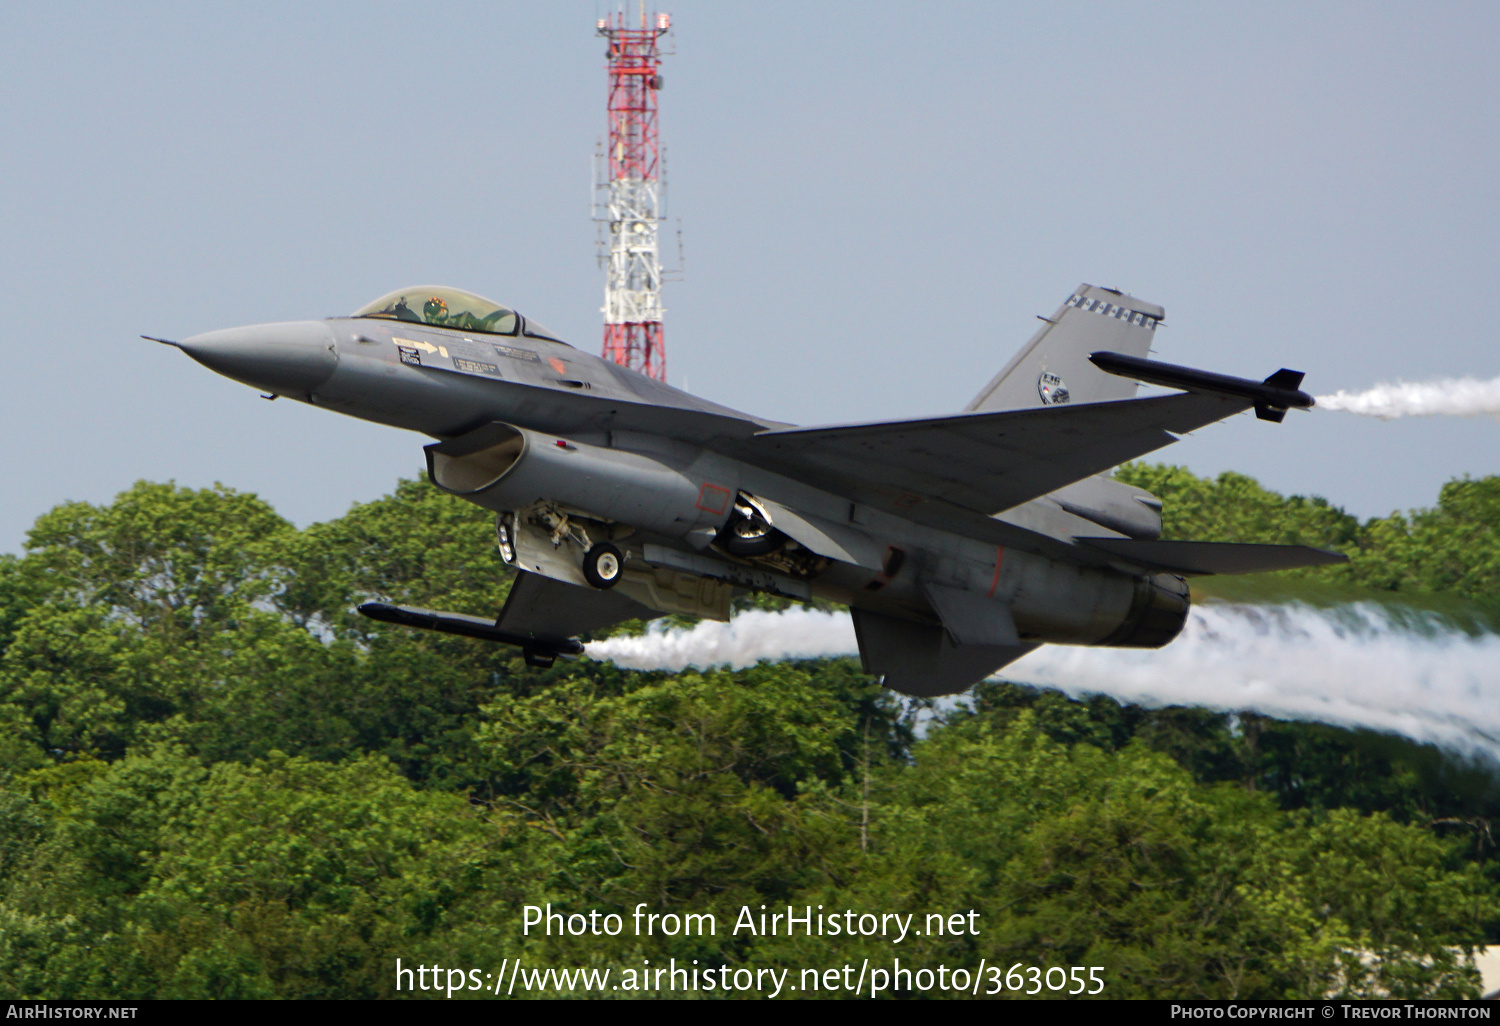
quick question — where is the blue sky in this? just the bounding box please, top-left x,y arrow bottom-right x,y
3,1 -> 1497,550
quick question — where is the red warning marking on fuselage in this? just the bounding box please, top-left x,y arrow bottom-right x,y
696,483 -> 732,515
547,357 -> 567,375
987,546 -> 1005,598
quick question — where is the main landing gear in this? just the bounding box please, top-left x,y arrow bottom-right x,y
582,542 -> 624,589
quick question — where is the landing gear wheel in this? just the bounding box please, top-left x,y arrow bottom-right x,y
582,542 -> 624,589
721,515 -> 787,557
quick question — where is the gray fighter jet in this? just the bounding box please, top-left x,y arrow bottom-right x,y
153,283 -> 1344,696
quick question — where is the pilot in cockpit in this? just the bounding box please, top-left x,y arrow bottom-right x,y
355,287 -> 521,335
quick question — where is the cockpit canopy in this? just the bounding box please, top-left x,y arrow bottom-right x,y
352,286 -> 565,342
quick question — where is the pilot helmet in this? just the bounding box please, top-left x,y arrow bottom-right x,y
423,296 -> 449,322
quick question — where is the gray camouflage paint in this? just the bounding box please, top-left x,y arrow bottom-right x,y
165,283 -> 1343,696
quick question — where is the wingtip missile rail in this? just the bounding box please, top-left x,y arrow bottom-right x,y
1089,350 -> 1315,423
357,602 -> 584,667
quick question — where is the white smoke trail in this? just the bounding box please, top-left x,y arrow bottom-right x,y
1013,603 -> 1500,762
589,607 -> 858,670
1317,374 -> 1500,419
586,604 -> 1500,762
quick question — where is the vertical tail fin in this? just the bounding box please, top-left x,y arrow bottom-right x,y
966,284 -> 1165,412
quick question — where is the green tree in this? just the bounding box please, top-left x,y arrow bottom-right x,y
1115,464 -> 1361,554
2,470 -> 1496,1000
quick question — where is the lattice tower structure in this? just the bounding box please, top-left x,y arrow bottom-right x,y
597,10 -> 669,381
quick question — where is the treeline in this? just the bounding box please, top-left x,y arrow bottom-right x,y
0,470 -> 1495,999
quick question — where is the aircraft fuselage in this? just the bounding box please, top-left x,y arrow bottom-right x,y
164,283 -> 1336,695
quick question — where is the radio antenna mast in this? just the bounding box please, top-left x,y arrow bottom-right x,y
595,7 -> 671,381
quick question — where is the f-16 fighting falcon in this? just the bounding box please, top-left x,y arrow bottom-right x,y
152,283 -> 1345,696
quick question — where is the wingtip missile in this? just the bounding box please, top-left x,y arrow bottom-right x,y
356,601 -> 585,662
1089,351 -> 1315,421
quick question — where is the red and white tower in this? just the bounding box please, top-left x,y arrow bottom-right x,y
596,9 -> 669,381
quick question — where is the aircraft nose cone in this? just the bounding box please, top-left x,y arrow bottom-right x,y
177,321 -> 338,396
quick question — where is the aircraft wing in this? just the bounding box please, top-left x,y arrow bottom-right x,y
748,391 -> 1251,516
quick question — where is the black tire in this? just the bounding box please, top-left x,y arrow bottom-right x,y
582,542 -> 624,589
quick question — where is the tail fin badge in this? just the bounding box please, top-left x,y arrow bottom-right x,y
1038,371 -> 1071,405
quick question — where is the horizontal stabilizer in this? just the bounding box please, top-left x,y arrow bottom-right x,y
357,602 -> 586,655
1077,538 -> 1348,576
